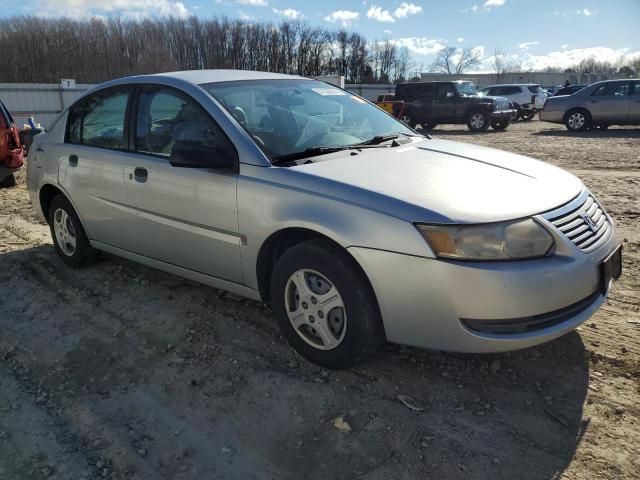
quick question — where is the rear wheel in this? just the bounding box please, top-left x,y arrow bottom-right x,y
564,109 -> 591,131
48,195 -> 99,267
398,112 -> 417,128
491,119 -> 511,131
519,109 -> 536,121
270,239 -> 385,369
467,111 -> 489,132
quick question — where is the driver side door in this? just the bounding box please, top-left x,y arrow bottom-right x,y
119,85 -> 243,283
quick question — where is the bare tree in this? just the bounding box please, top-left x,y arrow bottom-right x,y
430,47 -> 456,74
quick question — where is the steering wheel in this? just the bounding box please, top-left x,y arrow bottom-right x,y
231,106 -> 248,127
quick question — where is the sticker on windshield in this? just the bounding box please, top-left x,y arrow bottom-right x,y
311,88 -> 346,96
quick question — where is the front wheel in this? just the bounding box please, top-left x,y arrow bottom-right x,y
467,111 -> 489,132
270,239 -> 385,369
48,195 -> 99,267
491,119 -> 511,131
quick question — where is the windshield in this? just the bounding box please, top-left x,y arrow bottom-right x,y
202,79 -> 415,161
454,82 -> 478,96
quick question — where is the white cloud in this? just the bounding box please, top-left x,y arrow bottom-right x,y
577,8 -> 596,16
272,7 -> 302,19
518,40 -> 539,51
367,5 -> 395,22
238,9 -> 254,19
484,0 -> 505,6
390,37 -> 446,56
524,46 -> 639,70
394,2 -> 422,18
38,0 -> 189,18
323,10 -> 359,26
561,44 -> 569,49
465,0 -> 505,13
236,0 -> 267,6
457,37 -> 464,43
383,29 -> 392,34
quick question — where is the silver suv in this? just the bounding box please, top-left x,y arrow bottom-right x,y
480,84 -> 546,120
27,70 -> 621,368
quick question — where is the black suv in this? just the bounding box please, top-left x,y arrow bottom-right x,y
394,81 -> 514,132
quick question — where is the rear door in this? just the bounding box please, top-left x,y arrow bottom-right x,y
57,86 -> 131,246
588,81 -> 631,122
628,81 -> 640,122
118,85 -> 243,283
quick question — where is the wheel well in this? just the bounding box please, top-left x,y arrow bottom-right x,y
256,228 -> 367,304
39,184 -> 65,223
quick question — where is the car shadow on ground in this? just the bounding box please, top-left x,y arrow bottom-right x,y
0,245 -> 591,480
531,128 -> 640,139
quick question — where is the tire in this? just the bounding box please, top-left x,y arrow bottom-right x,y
270,239 -> 385,369
491,119 -> 511,131
564,108 -> 591,131
422,123 -> 438,130
398,111 -> 417,128
0,173 -> 16,188
466,111 -> 490,132
519,109 -> 535,121
48,195 -> 99,267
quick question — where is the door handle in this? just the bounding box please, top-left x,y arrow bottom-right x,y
68,154 -> 78,167
133,167 -> 148,182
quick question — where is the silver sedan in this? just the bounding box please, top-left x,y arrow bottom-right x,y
26,70 -> 622,368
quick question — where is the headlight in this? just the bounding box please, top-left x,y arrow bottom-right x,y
416,219 -> 554,260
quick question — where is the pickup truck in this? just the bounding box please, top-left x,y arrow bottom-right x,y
381,81 -> 515,132
0,100 -> 24,187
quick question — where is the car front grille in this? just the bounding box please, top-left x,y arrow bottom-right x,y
546,193 -> 612,253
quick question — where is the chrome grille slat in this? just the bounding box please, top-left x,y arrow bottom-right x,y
546,193 -> 612,252
551,196 -> 593,226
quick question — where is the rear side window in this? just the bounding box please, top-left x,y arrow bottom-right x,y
631,82 -> 640,95
592,82 -> 629,97
135,87 -> 232,159
67,88 -> 130,149
527,85 -> 541,93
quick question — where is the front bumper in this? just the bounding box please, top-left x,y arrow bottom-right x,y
489,109 -> 516,121
348,197 -> 619,353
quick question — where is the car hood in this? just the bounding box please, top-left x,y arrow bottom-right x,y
292,138 -> 583,223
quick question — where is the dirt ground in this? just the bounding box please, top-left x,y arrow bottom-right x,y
0,120 -> 638,480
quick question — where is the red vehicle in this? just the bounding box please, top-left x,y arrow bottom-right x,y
0,100 -> 24,187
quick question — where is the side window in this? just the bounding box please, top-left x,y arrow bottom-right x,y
488,87 -> 500,96
437,85 -> 455,99
631,82 -> 640,96
592,82 -> 629,96
135,88 -> 229,159
81,90 -> 129,149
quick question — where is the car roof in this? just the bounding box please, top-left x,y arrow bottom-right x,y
483,84 -> 539,88
156,69 -> 306,84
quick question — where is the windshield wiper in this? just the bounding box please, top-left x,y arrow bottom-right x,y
355,131 -> 420,146
271,146 -> 355,164
272,143 -> 404,164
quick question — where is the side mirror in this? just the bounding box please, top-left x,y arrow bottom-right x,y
169,141 -> 237,172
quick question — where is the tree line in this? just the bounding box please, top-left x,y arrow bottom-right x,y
0,16 -> 415,84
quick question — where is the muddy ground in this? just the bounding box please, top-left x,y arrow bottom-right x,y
0,120 -> 638,480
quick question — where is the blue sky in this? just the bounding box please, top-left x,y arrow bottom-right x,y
7,0 -> 640,72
